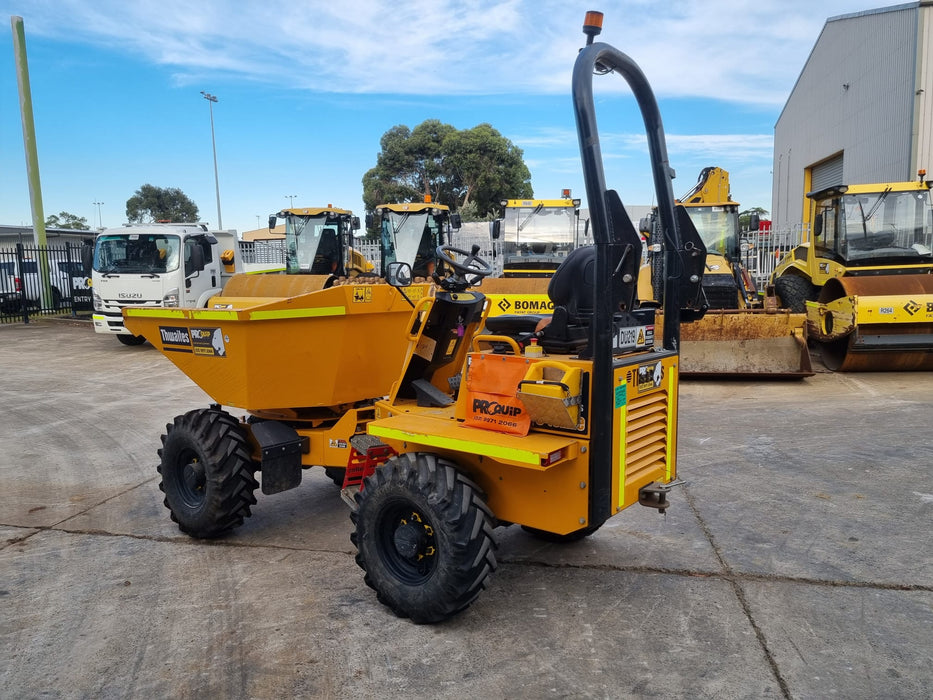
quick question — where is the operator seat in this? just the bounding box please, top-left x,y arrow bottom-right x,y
485,245 -> 596,353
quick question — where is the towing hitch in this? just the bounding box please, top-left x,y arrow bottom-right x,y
638,479 -> 685,514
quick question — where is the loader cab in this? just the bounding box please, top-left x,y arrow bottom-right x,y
371,201 -> 461,279
273,206 -> 360,277
808,183 -> 933,268
682,204 -> 740,260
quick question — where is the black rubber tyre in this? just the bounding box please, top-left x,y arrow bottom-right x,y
774,274 -> 817,313
117,333 -> 147,346
521,523 -> 601,543
158,408 -> 259,538
351,453 -> 497,623
323,467 -> 346,487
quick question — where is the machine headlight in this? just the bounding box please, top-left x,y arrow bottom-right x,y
93,293 -> 102,311
163,288 -> 179,307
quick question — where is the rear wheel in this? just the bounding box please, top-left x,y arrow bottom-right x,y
117,333 -> 146,346
351,453 -> 497,623
774,275 -> 816,313
158,408 -> 259,538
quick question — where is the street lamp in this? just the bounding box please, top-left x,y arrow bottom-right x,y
92,201 -> 104,229
201,91 -> 223,229
285,194 -> 298,208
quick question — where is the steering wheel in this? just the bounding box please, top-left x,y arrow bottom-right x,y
435,245 -> 493,288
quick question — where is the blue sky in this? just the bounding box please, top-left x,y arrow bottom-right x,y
1,0 -> 867,234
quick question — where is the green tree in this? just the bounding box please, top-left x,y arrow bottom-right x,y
739,207 -> 769,231
45,212 -> 90,230
363,120 -> 532,221
126,184 -> 199,224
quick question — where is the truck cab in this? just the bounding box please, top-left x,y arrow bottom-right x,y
92,223 -> 239,345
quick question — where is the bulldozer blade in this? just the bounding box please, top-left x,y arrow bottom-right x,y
675,310 -> 814,378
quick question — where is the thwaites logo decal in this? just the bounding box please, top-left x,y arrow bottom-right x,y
159,326 -> 191,347
158,326 -> 226,356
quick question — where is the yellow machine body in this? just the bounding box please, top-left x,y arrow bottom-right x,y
368,348 -> 679,535
772,179 -> 933,370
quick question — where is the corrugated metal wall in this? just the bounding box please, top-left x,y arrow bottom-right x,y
913,3 -> 933,176
772,5 -> 923,230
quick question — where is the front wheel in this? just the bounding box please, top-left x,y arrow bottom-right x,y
774,275 -> 817,313
158,408 -> 259,538
351,453 -> 497,623
117,333 -> 146,346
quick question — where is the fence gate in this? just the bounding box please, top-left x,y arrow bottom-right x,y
0,242 -> 93,324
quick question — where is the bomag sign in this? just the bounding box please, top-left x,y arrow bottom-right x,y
486,294 -> 555,316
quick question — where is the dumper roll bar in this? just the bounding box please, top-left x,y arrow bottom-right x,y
571,26 -> 704,529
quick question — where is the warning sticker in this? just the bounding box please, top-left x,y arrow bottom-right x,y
636,360 -> 664,392
353,287 -> 373,303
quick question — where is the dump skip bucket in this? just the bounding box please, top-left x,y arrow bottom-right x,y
124,283 -> 427,411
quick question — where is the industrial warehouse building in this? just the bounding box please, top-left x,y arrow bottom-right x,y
772,1 -> 933,230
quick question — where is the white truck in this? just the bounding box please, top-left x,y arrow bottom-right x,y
92,223 -> 282,345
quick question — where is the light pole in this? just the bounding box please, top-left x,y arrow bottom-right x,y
92,200 -> 104,229
201,91 -> 223,229
285,194 -> 298,208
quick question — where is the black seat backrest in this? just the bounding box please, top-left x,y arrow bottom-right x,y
547,245 -> 596,321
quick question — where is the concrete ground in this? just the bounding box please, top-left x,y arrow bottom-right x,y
1,319 -> 931,699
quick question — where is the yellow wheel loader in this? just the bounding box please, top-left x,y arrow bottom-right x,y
772,177 -> 933,371
269,205 -> 375,280
366,199 -> 462,279
638,166 -> 813,378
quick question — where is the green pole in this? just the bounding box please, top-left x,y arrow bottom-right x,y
11,16 -> 52,309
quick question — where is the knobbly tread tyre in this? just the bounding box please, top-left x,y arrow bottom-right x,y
116,334 -> 146,346
350,452 -> 497,623
774,275 -> 816,313
158,408 -> 259,538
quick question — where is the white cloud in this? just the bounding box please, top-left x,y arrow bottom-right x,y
16,0 -> 862,103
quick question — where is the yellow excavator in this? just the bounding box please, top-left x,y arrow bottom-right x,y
772,175 -> 933,370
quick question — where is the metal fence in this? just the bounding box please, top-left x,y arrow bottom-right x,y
740,225 -> 808,290
0,242 -> 93,324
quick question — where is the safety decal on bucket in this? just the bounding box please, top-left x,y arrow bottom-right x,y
352,287 -> 373,303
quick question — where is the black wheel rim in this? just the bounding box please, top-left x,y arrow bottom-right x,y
376,499 -> 438,584
175,447 -> 207,509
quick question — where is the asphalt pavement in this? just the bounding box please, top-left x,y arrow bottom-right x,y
1,319 -> 931,699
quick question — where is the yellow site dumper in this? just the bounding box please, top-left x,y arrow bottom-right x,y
125,11 -> 709,623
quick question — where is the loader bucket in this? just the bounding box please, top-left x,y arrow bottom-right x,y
676,309 -> 814,378
123,280 -> 430,412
